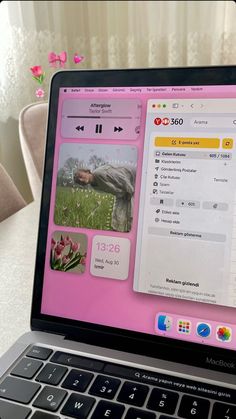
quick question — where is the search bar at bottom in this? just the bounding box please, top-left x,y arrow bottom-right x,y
191,117 -> 236,128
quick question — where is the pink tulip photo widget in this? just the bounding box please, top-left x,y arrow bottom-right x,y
50,231 -> 87,275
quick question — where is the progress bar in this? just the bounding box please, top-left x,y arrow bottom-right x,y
66,116 -> 132,119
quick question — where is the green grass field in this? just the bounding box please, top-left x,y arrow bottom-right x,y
54,186 -> 114,230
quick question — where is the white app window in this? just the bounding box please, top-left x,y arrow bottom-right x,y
90,235 -> 131,280
134,99 -> 236,307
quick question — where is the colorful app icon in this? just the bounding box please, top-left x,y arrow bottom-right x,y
196,322 -> 211,338
154,117 -> 162,126
177,319 -> 191,334
216,326 -> 232,342
158,315 -> 173,332
162,117 -> 170,126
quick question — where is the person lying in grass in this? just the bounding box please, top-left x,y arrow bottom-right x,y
74,165 -> 136,232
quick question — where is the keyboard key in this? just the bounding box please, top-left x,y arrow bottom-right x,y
62,369 -> 93,392
125,407 -> 156,418
178,395 -> 210,419
212,402 -> 236,418
61,393 -> 95,418
11,358 -> 43,379
147,388 -> 179,414
91,400 -> 125,418
89,375 -> 121,399
31,413 -> 60,419
27,346 -> 53,360
0,399 -> 31,419
117,381 -> 149,407
33,386 -> 67,412
0,376 -> 40,403
51,351 -> 104,372
36,363 -> 67,385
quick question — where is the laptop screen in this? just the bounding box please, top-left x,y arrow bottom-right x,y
41,83 -> 236,351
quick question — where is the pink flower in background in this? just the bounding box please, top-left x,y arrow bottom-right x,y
30,65 -> 43,77
35,88 -> 45,98
51,238 -> 56,250
73,54 -> 84,64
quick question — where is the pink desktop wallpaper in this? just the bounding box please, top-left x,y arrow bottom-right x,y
41,85 -> 236,350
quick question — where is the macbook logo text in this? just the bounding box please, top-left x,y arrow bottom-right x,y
205,357 -> 235,369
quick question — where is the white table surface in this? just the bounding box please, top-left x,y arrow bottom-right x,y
0,200 -> 40,356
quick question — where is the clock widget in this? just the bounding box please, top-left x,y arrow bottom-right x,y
90,235 -> 131,280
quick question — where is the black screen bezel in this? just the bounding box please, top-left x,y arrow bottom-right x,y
31,66 -> 236,374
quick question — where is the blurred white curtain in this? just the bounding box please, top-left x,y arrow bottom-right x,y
0,0 -> 236,121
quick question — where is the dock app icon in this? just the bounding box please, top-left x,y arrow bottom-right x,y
158,315 -> 173,332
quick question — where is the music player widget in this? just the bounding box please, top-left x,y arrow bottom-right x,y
61,99 -> 141,140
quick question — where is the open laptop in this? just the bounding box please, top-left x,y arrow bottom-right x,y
1,67 -> 236,419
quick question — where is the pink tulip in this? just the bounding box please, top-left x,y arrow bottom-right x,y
60,239 -> 65,247
71,242 -> 80,252
64,236 -> 72,246
54,251 -> 62,261
30,66 -> 43,77
62,255 -> 70,265
55,243 -> 65,253
80,256 -> 86,265
51,238 -> 56,250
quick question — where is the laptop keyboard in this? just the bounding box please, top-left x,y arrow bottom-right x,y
0,345 -> 236,418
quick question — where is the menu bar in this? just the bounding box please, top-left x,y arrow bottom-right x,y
60,86 -> 236,95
